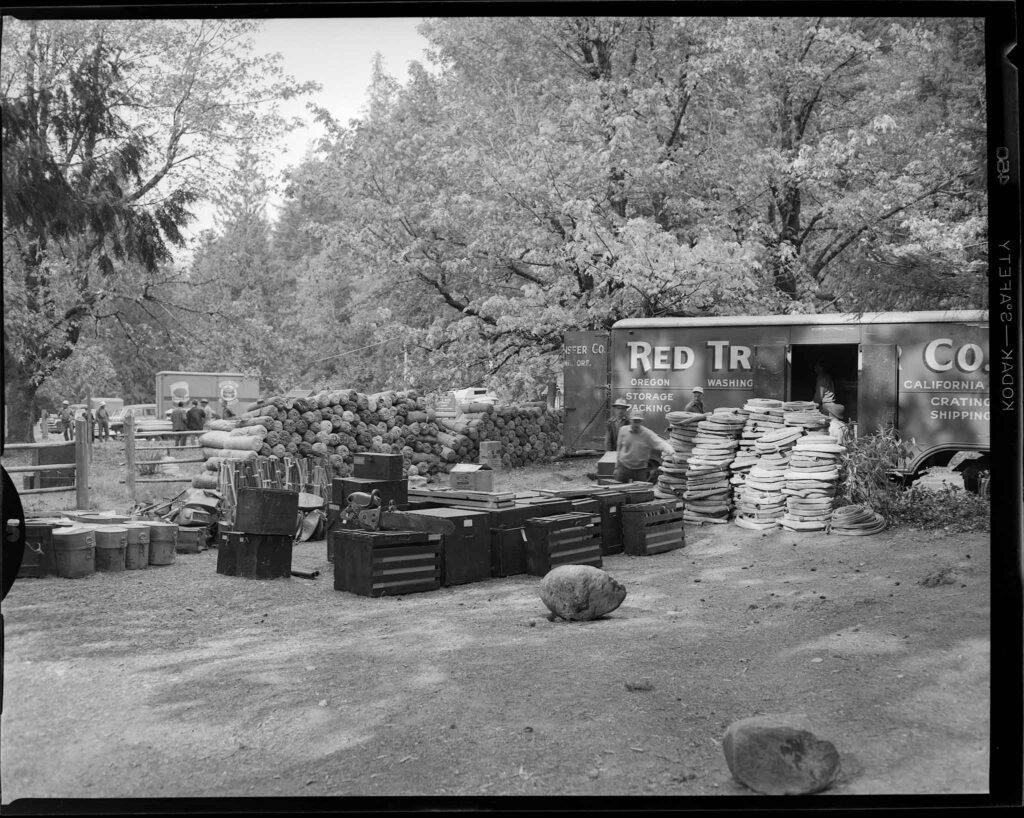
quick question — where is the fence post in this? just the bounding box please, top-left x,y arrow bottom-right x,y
125,414 -> 136,505
75,418 -> 89,509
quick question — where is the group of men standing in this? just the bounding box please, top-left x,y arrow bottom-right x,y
169,399 -> 216,446
52,400 -> 111,442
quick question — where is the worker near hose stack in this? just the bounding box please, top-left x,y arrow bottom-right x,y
605,397 -> 630,451
614,410 -> 673,484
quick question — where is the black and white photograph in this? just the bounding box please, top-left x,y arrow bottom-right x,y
1,2 -> 1020,809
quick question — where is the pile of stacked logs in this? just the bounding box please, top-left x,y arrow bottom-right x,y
195,390 -> 563,482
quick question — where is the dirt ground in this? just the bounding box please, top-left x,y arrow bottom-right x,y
1,462 -> 990,802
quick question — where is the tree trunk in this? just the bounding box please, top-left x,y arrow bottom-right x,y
4,353 -> 39,443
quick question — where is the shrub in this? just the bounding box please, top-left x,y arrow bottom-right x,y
837,428 -> 990,531
836,427 -> 914,522
890,485 -> 990,533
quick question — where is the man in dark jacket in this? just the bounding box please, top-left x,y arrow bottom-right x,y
605,398 -> 630,451
186,399 -> 205,444
170,401 -> 188,447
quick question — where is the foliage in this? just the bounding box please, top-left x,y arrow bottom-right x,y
270,15 -> 985,398
836,427 -> 916,521
1,18 -> 317,440
889,485 -> 990,533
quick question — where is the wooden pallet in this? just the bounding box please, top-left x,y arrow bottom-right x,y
622,501 -> 685,556
408,487 -> 516,509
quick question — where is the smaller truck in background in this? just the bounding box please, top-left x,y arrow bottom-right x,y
155,371 -> 260,418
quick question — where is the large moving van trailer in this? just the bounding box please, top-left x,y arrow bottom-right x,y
564,311 -> 989,481
155,371 -> 260,417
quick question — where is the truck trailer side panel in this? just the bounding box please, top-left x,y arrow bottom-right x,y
606,311 -> 989,475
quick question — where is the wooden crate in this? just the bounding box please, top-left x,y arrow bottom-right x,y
352,452 -> 404,481
234,488 -> 299,536
333,530 -> 441,597
592,491 -> 627,555
523,512 -> 603,576
219,532 -> 292,579
215,527 -> 236,576
405,507 -> 491,586
622,501 -> 685,556
490,527 -> 527,577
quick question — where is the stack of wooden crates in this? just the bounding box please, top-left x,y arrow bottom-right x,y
216,487 -> 299,578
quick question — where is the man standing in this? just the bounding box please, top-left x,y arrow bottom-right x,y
614,411 -> 674,484
683,386 -> 705,413
95,402 -> 110,442
58,400 -> 74,440
200,398 -> 217,421
605,398 -> 630,451
170,400 -> 188,447
813,362 -> 837,409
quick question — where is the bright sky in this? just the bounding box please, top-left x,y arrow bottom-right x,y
183,16 -> 431,248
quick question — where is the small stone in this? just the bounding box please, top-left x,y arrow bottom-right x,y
587,769 -> 600,779
539,565 -> 627,621
722,715 -> 840,795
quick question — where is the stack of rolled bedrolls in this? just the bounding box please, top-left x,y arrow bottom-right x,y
682,409 -> 746,525
779,433 -> 847,531
782,401 -> 831,433
658,411 -> 705,501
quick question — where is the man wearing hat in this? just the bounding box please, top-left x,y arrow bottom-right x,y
683,386 -> 705,414
95,401 -> 110,442
200,398 -> 218,421
58,400 -> 74,441
614,410 -> 674,484
605,397 -> 631,451
822,401 -> 848,445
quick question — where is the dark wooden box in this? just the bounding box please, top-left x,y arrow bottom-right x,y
20,520 -> 62,577
490,527 -> 527,577
622,501 -> 686,556
216,527 -> 236,576
523,512 -> 603,576
352,452 -> 404,481
485,497 -> 575,531
218,532 -> 292,578
593,491 -> 627,555
622,487 -> 656,504
405,507 -> 491,586
333,530 -> 441,597
335,477 -> 409,510
234,488 -> 299,536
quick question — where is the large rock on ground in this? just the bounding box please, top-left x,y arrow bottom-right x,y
722,714 -> 841,794
539,565 -> 626,621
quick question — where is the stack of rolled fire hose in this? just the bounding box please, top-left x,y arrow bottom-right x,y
658,411 -> 705,501
734,425 -> 804,530
827,504 -> 887,535
683,410 -> 746,524
779,433 -> 847,531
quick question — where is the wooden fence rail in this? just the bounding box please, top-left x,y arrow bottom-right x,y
1,418 -> 90,507
123,415 -> 204,503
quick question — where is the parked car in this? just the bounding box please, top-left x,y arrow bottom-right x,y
109,404 -> 159,437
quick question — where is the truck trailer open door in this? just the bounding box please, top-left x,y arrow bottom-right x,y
752,345 -> 788,399
857,344 -> 898,434
562,331 -> 610,453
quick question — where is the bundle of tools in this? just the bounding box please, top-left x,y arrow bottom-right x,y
218,454 -> 332,539
683,410 -> 746,525
779,434 -> 847,531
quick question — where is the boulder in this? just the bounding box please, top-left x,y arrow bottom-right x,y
722,714 -> 840,795
539,565 -> 627,621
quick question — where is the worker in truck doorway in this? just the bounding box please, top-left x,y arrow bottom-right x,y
605,398 -> 630,451
615,411 -> 674,484
813,361 -> 837,409
683,386 -> 705,414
